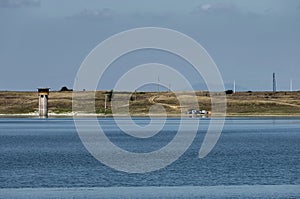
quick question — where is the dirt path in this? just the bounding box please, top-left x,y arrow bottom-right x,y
148,95 -> 179,110
262,99 -> 300,108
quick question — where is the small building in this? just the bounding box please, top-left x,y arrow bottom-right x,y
38,88 -> 50,118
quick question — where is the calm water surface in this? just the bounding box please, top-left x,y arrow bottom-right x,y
0,117 -> 299,197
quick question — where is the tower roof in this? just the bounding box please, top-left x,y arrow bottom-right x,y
38,88 -> 50,94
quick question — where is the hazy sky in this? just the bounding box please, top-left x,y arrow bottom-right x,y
0,0 -> 299,91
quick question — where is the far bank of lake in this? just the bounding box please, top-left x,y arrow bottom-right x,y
1,91 -> 300,116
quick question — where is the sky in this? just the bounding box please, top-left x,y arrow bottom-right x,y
0,0 -> 299,91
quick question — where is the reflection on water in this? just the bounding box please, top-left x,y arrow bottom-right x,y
0,117 -> 299,189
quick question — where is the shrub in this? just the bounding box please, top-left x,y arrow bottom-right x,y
225,90 -> 234,94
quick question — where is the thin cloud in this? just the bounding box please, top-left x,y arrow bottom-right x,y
130,11 -> 175,22
0,0 -> 40,8
191,2 -> 237,15
68,8 -> 115,20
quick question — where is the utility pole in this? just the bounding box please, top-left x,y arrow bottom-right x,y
290,79 -> 293,92
158,76 -> 160,92
273,73 -> 276,93
233,80 -> 236,93
104,94 -> 107,112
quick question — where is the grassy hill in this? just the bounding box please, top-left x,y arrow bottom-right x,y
1,90 -> 300,116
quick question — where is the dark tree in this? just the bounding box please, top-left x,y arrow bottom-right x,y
225,90 -> 234,94
60,86 -> 73,92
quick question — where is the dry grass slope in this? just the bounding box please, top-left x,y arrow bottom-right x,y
1,91 -> 300,116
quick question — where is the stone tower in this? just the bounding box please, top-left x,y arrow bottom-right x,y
38,88 -> 49,118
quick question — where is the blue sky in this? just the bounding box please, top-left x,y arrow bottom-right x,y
0,0 -> 299,91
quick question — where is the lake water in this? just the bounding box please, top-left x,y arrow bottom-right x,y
0,117 -> 299,198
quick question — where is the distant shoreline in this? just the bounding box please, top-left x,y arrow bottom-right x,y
1,112 -> 300,118
2,91 -> 300,117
